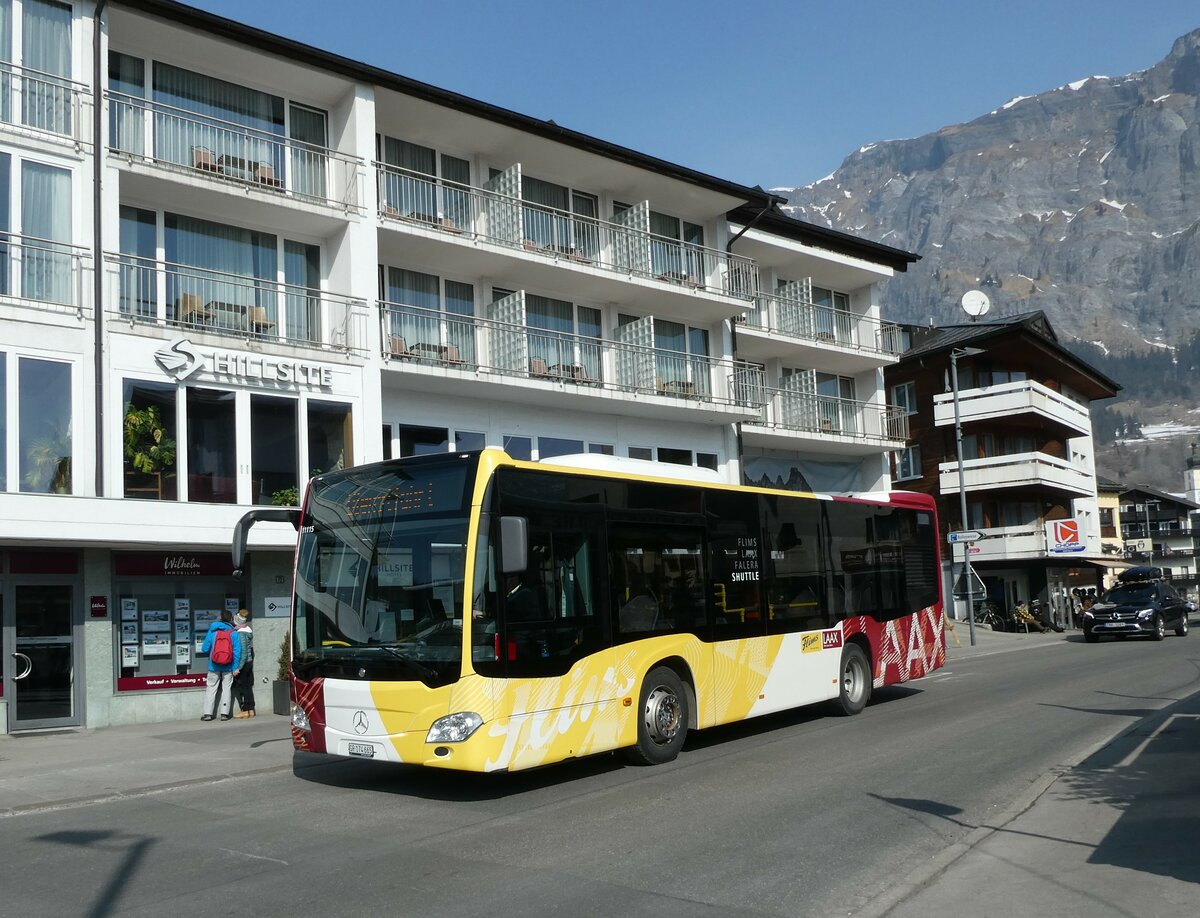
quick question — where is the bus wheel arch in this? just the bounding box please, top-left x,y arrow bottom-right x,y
624,660 -> 693,766
832,638 -> 872,717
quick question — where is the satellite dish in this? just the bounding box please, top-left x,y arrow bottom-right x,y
961,290 -> 991,319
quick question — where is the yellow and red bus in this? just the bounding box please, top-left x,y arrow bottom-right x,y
233,448 -> 945,771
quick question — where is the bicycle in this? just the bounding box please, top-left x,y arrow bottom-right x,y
971,601 -> 1006,631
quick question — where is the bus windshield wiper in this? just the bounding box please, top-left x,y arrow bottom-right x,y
374,644 -> 440,682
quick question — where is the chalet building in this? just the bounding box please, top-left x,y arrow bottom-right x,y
885,312 -> 1120,620
0,0 -> 917,731
1118,485 -> 1200,597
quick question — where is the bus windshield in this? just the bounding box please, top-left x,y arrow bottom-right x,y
292,454 -> 477,686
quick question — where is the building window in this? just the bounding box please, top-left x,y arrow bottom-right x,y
521,175 -> 598,259
3,0 -> 74,136
503,435 -> 531,461
658,447 -> 692,466
628,446 -> 653,461
400,424 -> 448,457
18,356 -> 71,493
697,452 -> 718,471
251,395 -> 298,506
378,135 -> 471,226
895,445 -> 921,481
186,388 -> 236,503
123,379 -> 178,501
588,443 -> 614,456
538,437 -> 583,460
21,159 -> 72,303
382,267 -> 476,365
0,351 -> 5,489
892,381 -> 918,416
456,431 -> 485,452
307,400 -> 351,476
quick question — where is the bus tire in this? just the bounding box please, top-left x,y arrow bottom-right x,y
832,644 -> 872,716
625,666 -> 689,766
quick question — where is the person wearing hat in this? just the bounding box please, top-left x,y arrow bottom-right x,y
232,609 -> 256,718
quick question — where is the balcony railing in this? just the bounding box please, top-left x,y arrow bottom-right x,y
933,379 -> 1091,434
938,451 -> 1094,496
1,232 -> 91,314
107,93 -> 364,213
732,368 -> 908,442
375,163 -> 758,299
0,61 -> 91,144
106,253 -> 369,352
380,301 -> 762,408
740,292 -> 903,356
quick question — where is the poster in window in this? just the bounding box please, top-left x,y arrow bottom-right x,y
225,597 -> 241,615
174,597 -> 191,619
143,634 -> 171,656
174,619 -> 191,642
142,610 -> 171,632
121,598 -> 139,621
175,642 -> 191,666
121,644 -> 139,668
121,622 -> 139,644
194,610 -> 219,653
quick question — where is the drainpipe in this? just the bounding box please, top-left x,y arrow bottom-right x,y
93,1 -> 108,496
725,199 -> 776,482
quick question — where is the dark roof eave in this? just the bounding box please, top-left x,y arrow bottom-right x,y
895,317 -> 1123,395
727,203 -> 920,273
115,1 -> 782,210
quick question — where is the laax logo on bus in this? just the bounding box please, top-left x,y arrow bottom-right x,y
154,337 -> 334,388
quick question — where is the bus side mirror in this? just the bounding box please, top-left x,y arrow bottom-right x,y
499,516 -> 528,574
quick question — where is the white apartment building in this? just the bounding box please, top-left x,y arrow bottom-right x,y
0,0 -> 916,732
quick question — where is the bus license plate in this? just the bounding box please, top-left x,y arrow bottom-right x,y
347,742 -> 375,758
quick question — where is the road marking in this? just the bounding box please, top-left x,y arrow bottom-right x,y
219,846 -> 290,866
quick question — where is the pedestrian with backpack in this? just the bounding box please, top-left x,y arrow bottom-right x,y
231,608 -> 256,718
200,609 -> 243,721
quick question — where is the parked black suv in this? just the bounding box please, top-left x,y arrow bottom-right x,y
1083,566 -> 1190,642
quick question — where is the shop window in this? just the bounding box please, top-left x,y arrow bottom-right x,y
113,552 -> 244,691
251,395 -> 298,506
401,424 -> 449,457
123,379 -> 178,500
19,356 -> 71,493
307,400 -> 351,477
187,388 -> 236,503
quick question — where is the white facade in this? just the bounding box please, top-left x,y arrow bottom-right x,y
0,0 -> 913,732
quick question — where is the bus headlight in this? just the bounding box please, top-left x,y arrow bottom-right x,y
291,705 -> 311,732
426,712 -> 483,743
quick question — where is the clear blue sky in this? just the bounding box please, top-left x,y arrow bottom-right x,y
187,0 -> 1198,189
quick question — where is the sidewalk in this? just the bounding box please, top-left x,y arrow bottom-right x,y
873,686 -> 1200,918
943,616 -> 1070,659
0,712 -> 293,817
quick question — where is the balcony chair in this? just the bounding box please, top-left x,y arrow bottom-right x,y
192,146 -> 218,173
530,358 -> 550,378
247,306 -> 275,334
253,161 -> 282,188
390,335 -> 414,359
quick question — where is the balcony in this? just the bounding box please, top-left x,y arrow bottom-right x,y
379,300 -> 763,422
0,62 -> 92,146
938,451 -> 1095,498
933,379 -> 1091,439
736,370 -> 908,454
736,292 -> 903,372
107,93 -> 365,214
374,163 -> 757,320
105,253 -> 370,353
1,233 -> 92,318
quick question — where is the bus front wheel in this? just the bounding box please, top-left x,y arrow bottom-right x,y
833,644 -> 872,716
625,666 -> 689,766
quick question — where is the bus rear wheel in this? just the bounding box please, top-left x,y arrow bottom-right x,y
625,666 -> 689,766
833,644 -> 872,716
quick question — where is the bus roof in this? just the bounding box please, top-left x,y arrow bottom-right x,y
539,452 -> 724,484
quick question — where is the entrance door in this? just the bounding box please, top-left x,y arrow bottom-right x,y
11,584 -> 77,728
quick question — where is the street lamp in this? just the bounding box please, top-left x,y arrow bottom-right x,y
951,346 -> 986,645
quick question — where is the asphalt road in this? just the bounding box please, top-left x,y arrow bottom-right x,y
3,633 -> 1197,918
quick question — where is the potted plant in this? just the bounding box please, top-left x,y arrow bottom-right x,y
273,629 -> 292,715
123,403 -> 176,498
23,423 -> 72,493
271,486 -> 299,507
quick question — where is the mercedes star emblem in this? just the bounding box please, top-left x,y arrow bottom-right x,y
353,710 -> 369,735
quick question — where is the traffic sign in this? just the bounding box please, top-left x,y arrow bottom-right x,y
948,530 -> 983,544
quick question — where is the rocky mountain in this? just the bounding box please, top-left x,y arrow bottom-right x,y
779,28 -> 1200,491
782,29 -> 1200,345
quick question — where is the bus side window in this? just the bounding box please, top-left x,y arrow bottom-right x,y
707,489 -> 764,640
610,523 -> 705,641
761,494 -> 828,634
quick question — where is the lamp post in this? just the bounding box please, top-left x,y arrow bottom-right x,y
951,346 -> 986,645
1143,498 -> 1159,563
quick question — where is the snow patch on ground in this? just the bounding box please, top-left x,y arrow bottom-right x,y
1090,340 -> 1109,355
1123,422 -> 1200,443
